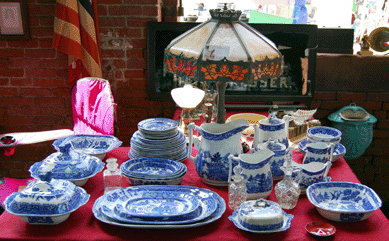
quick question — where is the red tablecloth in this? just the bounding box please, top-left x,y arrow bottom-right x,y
0,147 -> 388,241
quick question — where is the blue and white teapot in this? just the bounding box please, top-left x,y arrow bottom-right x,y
253,109 -> 291,149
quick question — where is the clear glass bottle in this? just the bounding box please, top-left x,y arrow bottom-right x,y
228,164 -> 247,210
275,159 -> 301,209
103,158 -> 122,194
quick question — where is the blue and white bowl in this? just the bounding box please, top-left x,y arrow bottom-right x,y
29,144 -> 104,186
53,134 -> 122,160
120,157 -> 187,186
4,172 -> 90,225
306,182 -> 382,222
307,126 -> 342,144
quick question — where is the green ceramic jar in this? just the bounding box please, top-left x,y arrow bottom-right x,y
328,103 -> 377,160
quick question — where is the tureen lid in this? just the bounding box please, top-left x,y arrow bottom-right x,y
29,143 -> 103,180
328,103 -> 377,124
4,171 -> 89,215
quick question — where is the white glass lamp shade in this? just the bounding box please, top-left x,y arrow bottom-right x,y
171,84 -> 205,109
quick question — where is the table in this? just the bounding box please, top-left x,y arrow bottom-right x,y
0,147 -> 388,241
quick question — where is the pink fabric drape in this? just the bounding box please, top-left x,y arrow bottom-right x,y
71,78 -> 116,135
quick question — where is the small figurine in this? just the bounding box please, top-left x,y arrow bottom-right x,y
357,35 -> 373,56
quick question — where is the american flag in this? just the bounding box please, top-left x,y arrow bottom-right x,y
52,0 -> 103,87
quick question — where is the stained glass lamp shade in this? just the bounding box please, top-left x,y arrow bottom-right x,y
164,5 -> 283,123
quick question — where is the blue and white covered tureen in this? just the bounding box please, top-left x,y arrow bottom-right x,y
4,172 -> 90,225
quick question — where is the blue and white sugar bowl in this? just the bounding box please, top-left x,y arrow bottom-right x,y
4,172 -> 90,225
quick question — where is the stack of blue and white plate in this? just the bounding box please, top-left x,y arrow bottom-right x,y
92,185 -> 226,229
120,157 -> 187,185
129,118 -> 188,162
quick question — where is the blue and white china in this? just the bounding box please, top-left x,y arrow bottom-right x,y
253,139 -> 292,180
52,134 -> 122,159
120,158 -> 187,186
302,142 -> 335,164
228,149 -> 274,200
253,111 -> 292,149
29,144 -> 105,186
98,186 -> 220,225
138,118 -> 178,137
121,157 -> 185,179
4,172 -> 90,225
129,126 -> 187,162
187,119 -> 249,186
112,191 -> 200,220
290,160 -> 332,190
237,199 -> 284,230
229,201 -> 293,233
307,126 -> 342,144
306,182 -> 382,222
299,139 -> 346,162
92,186 -> 226,229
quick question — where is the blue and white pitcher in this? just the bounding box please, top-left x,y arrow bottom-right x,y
188,119 -> 249,186
228,149 -> 274,200
303,142 -> 335,164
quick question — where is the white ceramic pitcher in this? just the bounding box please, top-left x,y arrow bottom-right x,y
228,149 -> 274,200
188,119 -> 249,186
289,160 -> 332,190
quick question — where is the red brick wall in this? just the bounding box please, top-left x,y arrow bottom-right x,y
314,54 -> 389,204
0,1 -> 388,207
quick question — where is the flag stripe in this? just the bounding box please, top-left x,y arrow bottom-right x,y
53,0 -> 102,86
79,0 -> 94,18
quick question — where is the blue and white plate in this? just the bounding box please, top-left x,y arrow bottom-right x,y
93,186 -> 224,228
138,118 -> 178,135
128,146 -> 188,162
229,210 -> 293,233
100,186 -> 218,225
132,130 -> 185,147
112,191 -> 200,220
298,139 -> 346,162
92,188 -> 225,229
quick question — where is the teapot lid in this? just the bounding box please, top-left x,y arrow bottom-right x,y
328,103 -> 377,124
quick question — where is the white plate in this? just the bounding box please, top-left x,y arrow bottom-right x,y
93,186 -> 225,229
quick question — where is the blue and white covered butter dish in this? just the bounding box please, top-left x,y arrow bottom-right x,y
4,172 -> 90,225
29,143 -> 104,186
